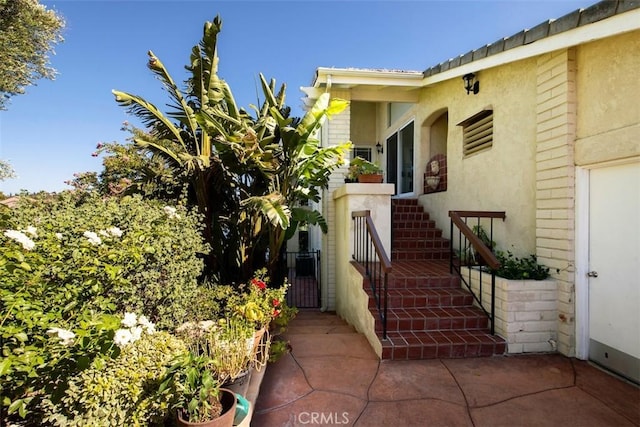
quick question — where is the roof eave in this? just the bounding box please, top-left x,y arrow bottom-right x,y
423,5 -> 640,86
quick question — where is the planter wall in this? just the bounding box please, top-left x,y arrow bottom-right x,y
461,267 -> 558,353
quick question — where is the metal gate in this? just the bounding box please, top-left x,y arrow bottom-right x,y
284,250 -> 321,308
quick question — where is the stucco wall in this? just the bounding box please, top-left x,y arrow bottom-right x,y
351,101 -> 378,146
412,57 -> 540,257
575,30 -> 640,166
332,183 -> 394,357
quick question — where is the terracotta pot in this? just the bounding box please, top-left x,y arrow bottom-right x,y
357,173 -> 384,183
176,388 -> 237,427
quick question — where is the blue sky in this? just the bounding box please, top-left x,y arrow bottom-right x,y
0,0 -> 587,195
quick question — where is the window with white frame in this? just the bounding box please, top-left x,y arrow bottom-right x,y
459,109 -> 493,156
351,146 -> 372,162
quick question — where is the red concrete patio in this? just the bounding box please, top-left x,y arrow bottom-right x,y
253,310 -> 639,426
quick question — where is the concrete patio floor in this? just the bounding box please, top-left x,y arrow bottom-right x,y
253,310 -> 639,427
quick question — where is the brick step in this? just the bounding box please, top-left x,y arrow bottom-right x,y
392,219 -> 436,229
372,307 -> 489,333
393,212 -> 431,221
393,237 -> 450,250
366,288 -> 474,309
391,199 -> 420,206
394,228 -> 443,239
384,260 -> 459,288
392,205 -> 427,213
391,249 -> 450,261
380,330 -> 506,360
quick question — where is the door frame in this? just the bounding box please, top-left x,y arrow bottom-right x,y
574,157 -> 640,360
385,118 -> 416,197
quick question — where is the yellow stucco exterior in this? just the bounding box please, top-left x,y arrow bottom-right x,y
306,5 -> 640,360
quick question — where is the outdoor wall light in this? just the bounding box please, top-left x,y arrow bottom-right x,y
376,141 -> 383,154
463,73 -> 480,95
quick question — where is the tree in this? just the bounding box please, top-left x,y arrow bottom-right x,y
0,159 -> 16,181
0,0 -> 65,109
112,16 -> 350,284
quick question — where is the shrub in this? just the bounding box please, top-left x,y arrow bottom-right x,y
1,192 -> 208,420
6,192 -> 209,328
44,330 -> 187,426
493,251 -> 551,280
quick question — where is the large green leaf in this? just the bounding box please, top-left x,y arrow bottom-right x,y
242,194 -> 290,230
112,90 -> 186,151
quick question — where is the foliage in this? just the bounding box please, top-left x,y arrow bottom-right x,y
0,0 -> 65,109
267,302 -> 297,363
176,317 -> 255,384
111,15 -> 351,284
6,192 -> 209,329
472,225 -> 495,250
66,134 -> 186,200
228,269 -> 288,330
492,251 -> 551,280
347,156 -> 383,180
0,159 -> 16,181
269,300 -> 298,336
268,338 -> 292,363
44,330 -> 186,427
160,353 -> 223,423
1,193 -> 208,421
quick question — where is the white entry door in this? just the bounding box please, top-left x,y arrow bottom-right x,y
588,161 -> 640,384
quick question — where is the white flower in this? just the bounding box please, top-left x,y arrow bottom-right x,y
138,315 -> 155,334
4,230 -> 35,250
55,233 -> 63,240
130,326 -> 143,342
23,226 -> 38,237
107,226 -> 123,237
122,312 -> 137,328
163,206 -> 180,219
47,327 -> 75,347
114,329 -> 133,347
83,231 -> 102,246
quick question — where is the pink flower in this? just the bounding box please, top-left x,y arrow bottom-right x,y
91,152 -> 98,157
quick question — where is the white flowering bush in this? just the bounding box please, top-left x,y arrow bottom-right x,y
0,192 -> 208,422
44,329 -> 186,426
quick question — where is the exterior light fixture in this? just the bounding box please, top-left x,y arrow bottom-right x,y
376,141 -> 383,154
463,73 -> 479,95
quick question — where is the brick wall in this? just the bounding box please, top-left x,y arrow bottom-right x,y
464,267 -> 558,353
322,91 -> 351,310
535,48 -> 577,356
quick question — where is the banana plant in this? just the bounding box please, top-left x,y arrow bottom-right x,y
111,15 -> 350,284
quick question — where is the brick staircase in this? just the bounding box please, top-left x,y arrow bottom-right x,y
369,198 -> 505,360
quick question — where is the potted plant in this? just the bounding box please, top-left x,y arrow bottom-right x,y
208,318 -> 256,397
161,352 -> 237,427
347,156 -> 383,183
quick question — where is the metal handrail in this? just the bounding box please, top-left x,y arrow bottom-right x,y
449,210 -> 506,335
351,210 -> 392,339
